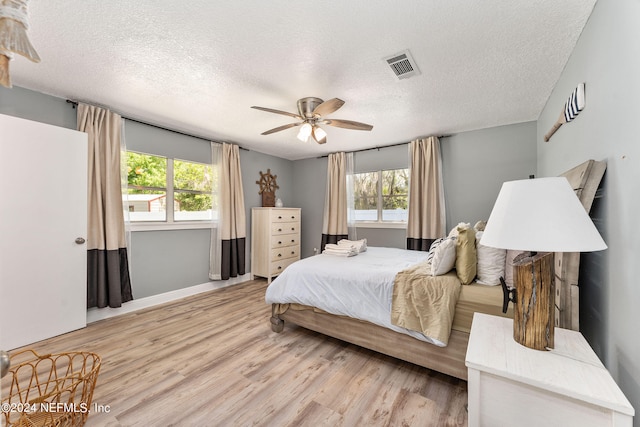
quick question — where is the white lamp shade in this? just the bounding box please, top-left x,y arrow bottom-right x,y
481,177 -> 607,252
297,123 -> 312,142
312,126 -> 327,143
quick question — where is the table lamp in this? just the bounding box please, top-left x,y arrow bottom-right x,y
480,177 -> 607,350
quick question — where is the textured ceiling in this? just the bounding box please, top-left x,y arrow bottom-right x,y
9,1 -> 597,160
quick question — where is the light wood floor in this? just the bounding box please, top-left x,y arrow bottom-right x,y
6,279 -> 468,426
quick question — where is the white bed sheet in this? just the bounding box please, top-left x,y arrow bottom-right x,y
265,246 -> 445,346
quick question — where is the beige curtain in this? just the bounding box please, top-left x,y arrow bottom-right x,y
406,136 -> 446,251
321,152 -> 353,250
209,142 -> 246,280
78,103 -> 133,308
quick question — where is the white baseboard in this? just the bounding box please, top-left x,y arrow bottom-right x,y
86,273 -> 253,324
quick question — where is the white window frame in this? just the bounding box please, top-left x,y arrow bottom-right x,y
354,168 -> 408,229
126,151 -> 215,232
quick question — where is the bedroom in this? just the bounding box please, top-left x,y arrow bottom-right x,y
1,0 -> 638,425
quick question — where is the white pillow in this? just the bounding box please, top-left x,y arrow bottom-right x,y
475,231 -> 506,286
430,237 -> 457,276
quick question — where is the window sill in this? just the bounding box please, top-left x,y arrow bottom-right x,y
355,222 -> 407,230
129,221 -> 215,232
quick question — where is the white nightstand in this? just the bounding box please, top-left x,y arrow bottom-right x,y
465,313 -> 634,427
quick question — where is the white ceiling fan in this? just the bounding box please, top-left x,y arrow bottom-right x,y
251,97 -> 373,144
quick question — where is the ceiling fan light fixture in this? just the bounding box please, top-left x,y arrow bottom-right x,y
312,125 -> 327,144
297,122 -> 312,142
253,96 -> 373,145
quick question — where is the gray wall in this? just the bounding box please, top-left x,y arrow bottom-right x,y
125,120 -> 211,163
291,156 -> 327,258
441,122 -> 538,228
0,85 -> 76,129
130,229 -> 211,298
291,123 -> 537,257
536,0 -> 640,420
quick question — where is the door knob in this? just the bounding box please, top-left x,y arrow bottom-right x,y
75,237 -> 86,244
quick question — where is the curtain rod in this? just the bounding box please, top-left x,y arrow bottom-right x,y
316,135 -> 450,158
66,100 -> 248,151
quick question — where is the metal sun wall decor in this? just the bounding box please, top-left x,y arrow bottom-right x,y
256,169 -> 279,207
0,0 -> 40,88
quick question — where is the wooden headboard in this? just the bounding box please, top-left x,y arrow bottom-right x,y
555,159 -> 607,331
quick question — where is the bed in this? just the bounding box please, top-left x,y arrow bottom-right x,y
265,159 -> 606,381
266,246 -> 510,380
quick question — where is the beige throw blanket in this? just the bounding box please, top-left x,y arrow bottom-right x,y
391,261 -> 461,346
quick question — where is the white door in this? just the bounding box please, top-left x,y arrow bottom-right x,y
0,114 -> 88,350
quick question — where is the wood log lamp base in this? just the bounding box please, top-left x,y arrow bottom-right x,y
506,251 -> 555,351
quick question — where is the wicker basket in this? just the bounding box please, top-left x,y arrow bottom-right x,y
1,350 -> 101,427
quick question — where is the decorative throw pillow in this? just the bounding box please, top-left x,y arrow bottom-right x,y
425,238 -> 444,263
430,237 -> 457,276
475,231 -> 506,286
455,223 -> 477,285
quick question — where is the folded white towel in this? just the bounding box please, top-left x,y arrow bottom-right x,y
323,248 -> 358,257
337,238 -> 367,253
325,243 -> 355,251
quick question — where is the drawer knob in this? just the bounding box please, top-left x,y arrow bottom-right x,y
291,251 -> 295,255
278,266 -> 282,270
278,241 -> 282,244
291,239 -> 295,243
278,254 -> 282,257
291,227 -> 295,231
278,228 -> 282,232
278,216 -> 282,219
291,216 -> 295,219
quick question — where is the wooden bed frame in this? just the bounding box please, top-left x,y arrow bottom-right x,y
269,159 -> 606,381
271,306 -> 470,379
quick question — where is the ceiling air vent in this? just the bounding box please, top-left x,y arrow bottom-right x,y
383,50 -> 421,80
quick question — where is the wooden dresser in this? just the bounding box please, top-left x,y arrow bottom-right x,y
251,207 -> 301,283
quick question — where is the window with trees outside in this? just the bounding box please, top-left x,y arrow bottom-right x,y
353,168 -> 409,223
125,151 -> 215,222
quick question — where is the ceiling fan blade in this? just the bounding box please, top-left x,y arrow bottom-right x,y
323,119 -> 373,131
312,98 -> 345,117
312,126 -> 327,144
261,122 -> 301,135
251,106 -> 303,120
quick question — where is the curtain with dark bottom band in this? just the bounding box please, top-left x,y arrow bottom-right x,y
321,152 -> 352,252
78,103 -> 133,308
406,136 -> 446,252
87,248 -> 132,308
210,142 -> 246,281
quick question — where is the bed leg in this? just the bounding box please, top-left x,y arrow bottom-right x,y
270,304 -> 284,333
270,315 -> 284,333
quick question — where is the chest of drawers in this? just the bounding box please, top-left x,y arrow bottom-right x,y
251,207 -> 301,283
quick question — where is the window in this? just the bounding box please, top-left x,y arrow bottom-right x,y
174,159 -> 214,221
126,152 -> 167,222
354,168 -> 409,222
124,151 -> 214,222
